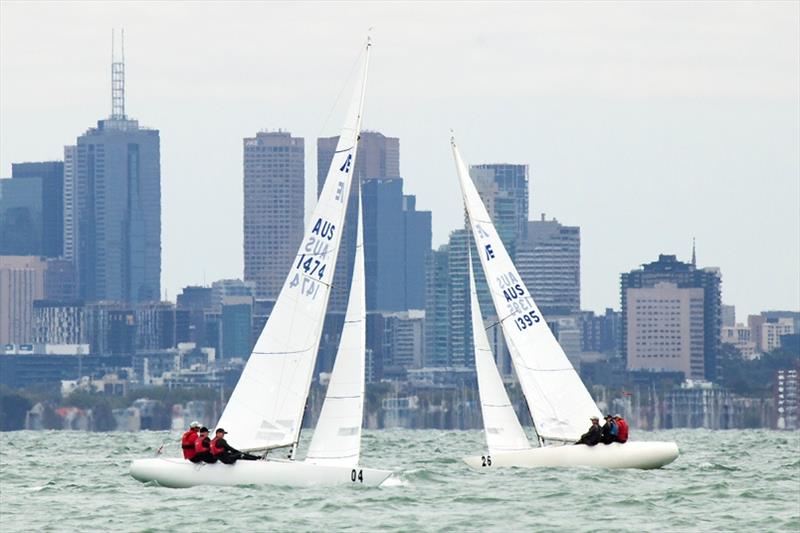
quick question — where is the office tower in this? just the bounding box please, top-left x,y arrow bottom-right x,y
33,300 -> 86,345
220,296 -> 253,359
177,285 -> 213,346
0,256 -> 46,343
621,254 -> 721,381
424,245 -> 450,367
0,162 -> 64,257
361,178 -> 432,312
517,216 -> 581,316
64,35 -> 161,303
468,163 -> 528,258
403,195 -> 431,310
317,131 -> 400,312
84,301 -> 136,355
136,301 -> 186,351
423,229 -> 472,368
43,259 -> 77,301
243,131 -> 304,300
210,279 -> 254,309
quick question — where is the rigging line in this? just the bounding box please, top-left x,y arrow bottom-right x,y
316,47 -> 365,139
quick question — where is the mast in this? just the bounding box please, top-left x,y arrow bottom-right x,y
290,36 -> 372,457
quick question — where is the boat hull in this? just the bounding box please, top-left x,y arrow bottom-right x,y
463,441 -> 679,470
129,457 -> 393,488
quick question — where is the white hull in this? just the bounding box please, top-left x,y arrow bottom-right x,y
464,441 -> 679,470
129,457 -> 393,488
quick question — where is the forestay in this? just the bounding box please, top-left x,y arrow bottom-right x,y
452,138 -> 602,443
216,42 -> 371,453
305,192 -> 366,466
469,255 -> 531,454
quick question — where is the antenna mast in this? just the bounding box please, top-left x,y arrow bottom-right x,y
111,29 -> 126,120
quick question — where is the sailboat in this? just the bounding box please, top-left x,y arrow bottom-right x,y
130,38 -> 392,488
454,137 -> 679,470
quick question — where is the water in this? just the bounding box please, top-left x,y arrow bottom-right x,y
1,429 -> 798,532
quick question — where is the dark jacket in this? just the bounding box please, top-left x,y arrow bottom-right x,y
601,420 -> 617,444
576,424 -> 602,446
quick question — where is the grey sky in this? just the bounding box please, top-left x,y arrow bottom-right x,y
1,1 -> 798,318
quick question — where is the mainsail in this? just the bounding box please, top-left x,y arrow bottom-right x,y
469,254 -> 531,454
216,41 -> 371,452
452,138 -> 601,443
305,191 -> 366,466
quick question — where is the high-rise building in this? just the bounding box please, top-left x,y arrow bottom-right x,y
243,131 -> 304,300
468,163 -> 529,258
318,131 -> 400,312
361,178 -> 432,312
0,162 -> 64,257
33,300 -> 86,345
620,254 -> 721,381
403,195 -> 431,310
423,229 -> 472,368
64,38 -> 160,303
517,216 -> 580,316
177,285 -> 213,347
0,256 -> 46,343
220,296 -> 253,359
424,245 -> 450,367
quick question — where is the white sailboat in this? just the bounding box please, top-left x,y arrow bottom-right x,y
130,38 -> 391,488
453,137 -> 679,470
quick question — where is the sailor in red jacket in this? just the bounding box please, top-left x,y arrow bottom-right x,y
181,421 -> 201,460
614,414 -> 629,443
210,428 -> 260,464
191,427 -> 218,463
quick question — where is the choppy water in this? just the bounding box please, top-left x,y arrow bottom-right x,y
1,429 -> 798,532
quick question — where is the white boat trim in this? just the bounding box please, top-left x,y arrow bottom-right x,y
463,441 -> 679,470
130,457 -> 392,489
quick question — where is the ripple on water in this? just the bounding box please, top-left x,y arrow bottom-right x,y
0,429 -> 798,532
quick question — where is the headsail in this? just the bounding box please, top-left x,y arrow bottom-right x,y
469,253 -> 531,454
216,40 -> 371,452
452,138 -> 601,443
305,190 -> 366,467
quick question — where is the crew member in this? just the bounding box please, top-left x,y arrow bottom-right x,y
575,416 -> 602,446
614,414 -> 629,443
600,414 -> 618,444
210,428 -> 260,464
191,427 -> 217,463
181,421 -> 201,460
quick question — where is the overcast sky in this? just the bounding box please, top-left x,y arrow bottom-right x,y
1,1 -> 798,318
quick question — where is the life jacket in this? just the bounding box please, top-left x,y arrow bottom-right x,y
616,419 -> 629,443
195,435 -> 211,453
181,430 -> 198,459
210,436 -> 225,456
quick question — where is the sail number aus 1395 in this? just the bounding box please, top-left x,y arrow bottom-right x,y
514,310 -> 541,331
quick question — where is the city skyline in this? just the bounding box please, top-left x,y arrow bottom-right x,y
1,2 -> 798,317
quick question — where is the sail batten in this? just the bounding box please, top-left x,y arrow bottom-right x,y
453,139 -> 601,443
216,41 -> 371,453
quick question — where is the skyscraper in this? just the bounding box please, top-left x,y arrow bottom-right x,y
468,164 -> 529,258
361,178 -> 431,312
621,254 -> 721,381
318,131 -> 400,312
64,35 -> 161,303
516,215 -> 581,316
0,162 -> 64,257
243,131 -> 304,300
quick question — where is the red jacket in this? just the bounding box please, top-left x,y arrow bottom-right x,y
181,429 -> 198,459
210,436 -> 225,456
195,435 -> 211,453
616,418 -> 629,443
